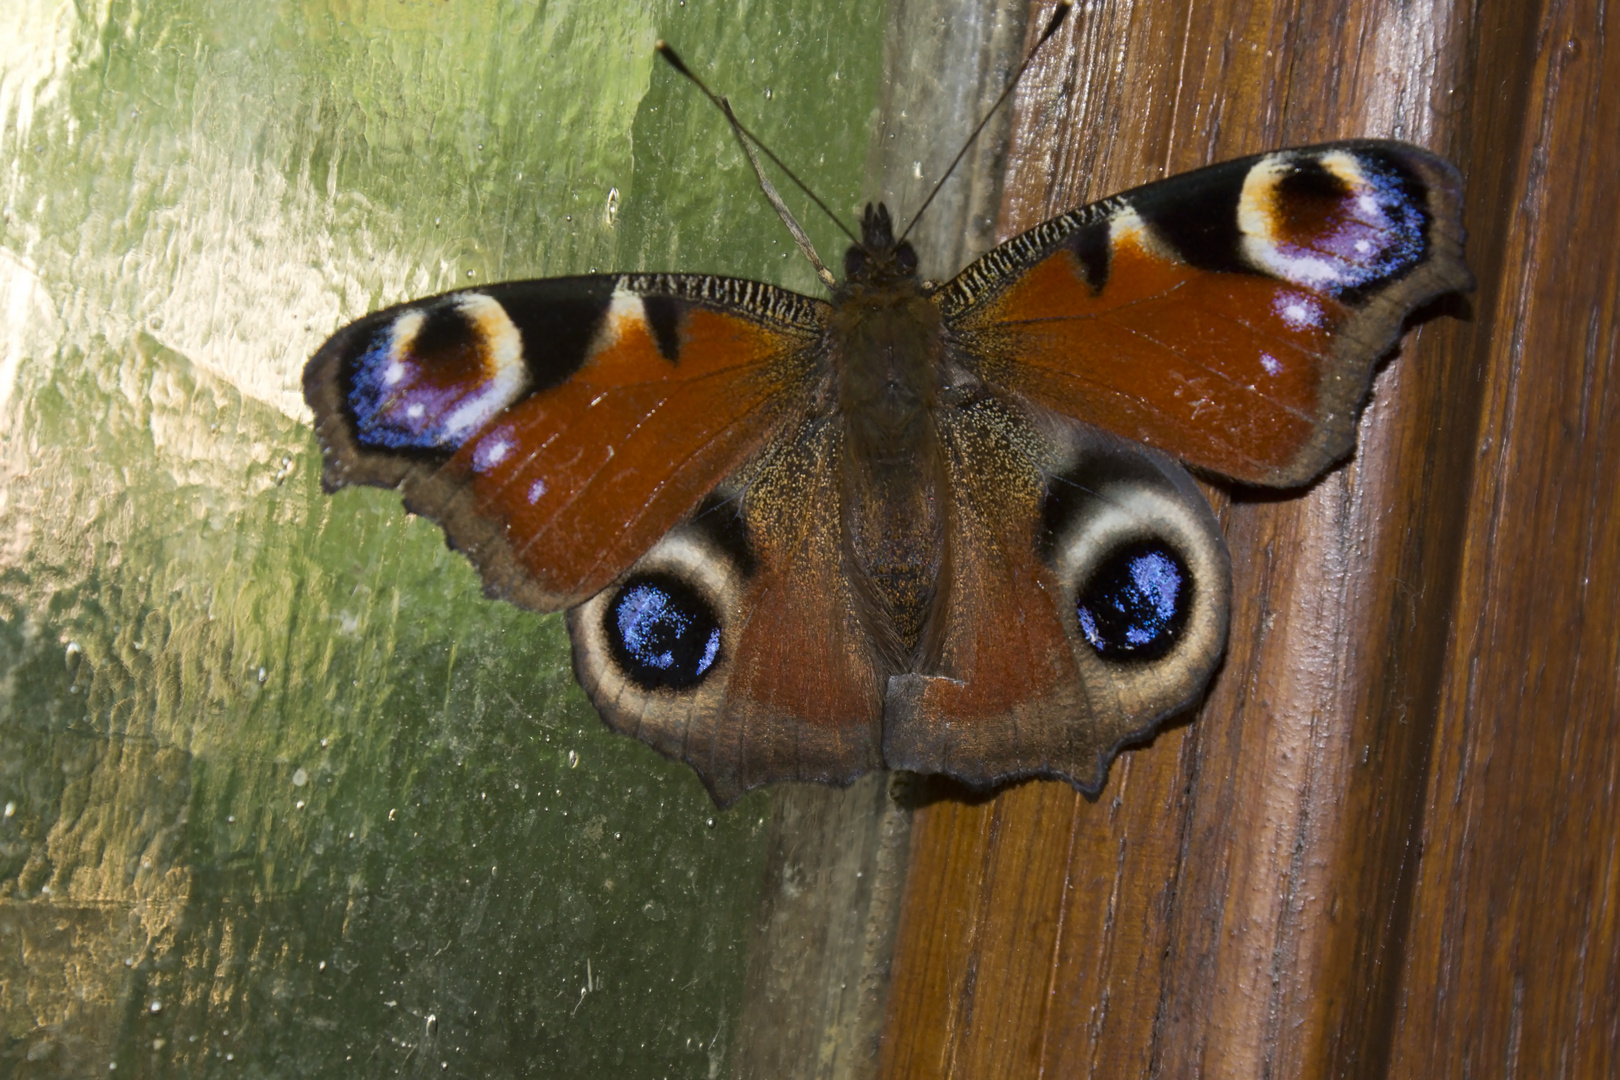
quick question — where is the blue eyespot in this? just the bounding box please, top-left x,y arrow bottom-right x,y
1077,542 -> 1192,661
606,574 -> 722,691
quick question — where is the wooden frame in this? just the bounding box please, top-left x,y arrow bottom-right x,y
873,0 -> 1620,1076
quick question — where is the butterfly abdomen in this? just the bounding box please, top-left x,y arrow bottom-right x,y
827,278 -> 953,668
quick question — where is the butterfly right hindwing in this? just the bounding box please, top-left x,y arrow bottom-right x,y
883,395 -> 1231,792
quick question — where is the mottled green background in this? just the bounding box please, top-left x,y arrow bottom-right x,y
0,0 -> 885,1075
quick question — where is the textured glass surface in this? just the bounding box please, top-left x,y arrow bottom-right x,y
0,0 -> 884,1075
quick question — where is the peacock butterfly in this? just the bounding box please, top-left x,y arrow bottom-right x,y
303,23 -> 1471,806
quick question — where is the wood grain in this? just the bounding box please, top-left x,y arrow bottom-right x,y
877,0 -> 1620,1075
1390,0 -> 1620,1072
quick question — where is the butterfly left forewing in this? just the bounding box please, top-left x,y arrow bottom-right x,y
942,140 -> 1471,487
305,274 -> 826,611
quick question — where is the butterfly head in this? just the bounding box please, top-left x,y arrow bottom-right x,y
843,203 -> 919,287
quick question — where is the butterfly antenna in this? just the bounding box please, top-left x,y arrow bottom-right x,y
897,0 -> 1073,245
657,41 -> 855,289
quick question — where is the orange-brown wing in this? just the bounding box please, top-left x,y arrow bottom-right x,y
941,141 -> 1471,486
304,273 -> 827,611
883,397 -> 1230,792
569,420 -> 885,806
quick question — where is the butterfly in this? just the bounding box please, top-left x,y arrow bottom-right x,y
305,90 -> 1469,806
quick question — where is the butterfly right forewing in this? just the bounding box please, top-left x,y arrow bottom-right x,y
942,140 -> 1470,487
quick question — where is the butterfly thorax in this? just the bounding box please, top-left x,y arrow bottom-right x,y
827,204 -> 948,669
830,204 -> 939,455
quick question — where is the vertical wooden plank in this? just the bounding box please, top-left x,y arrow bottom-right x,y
1017,746 -> 1202,1078
728,4 -> 1032,1077
1145,8 -> 1485,1069
730,776 -> 914,1080
879,0 -> 1499,1074
873,786 -> 1002,1079
1392,0 -> 1620,1073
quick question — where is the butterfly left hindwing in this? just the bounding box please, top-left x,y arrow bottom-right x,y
305,139 -> 1469,804
570,425 -> 890,805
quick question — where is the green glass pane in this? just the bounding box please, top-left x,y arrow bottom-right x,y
0,0 -> 885,1075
